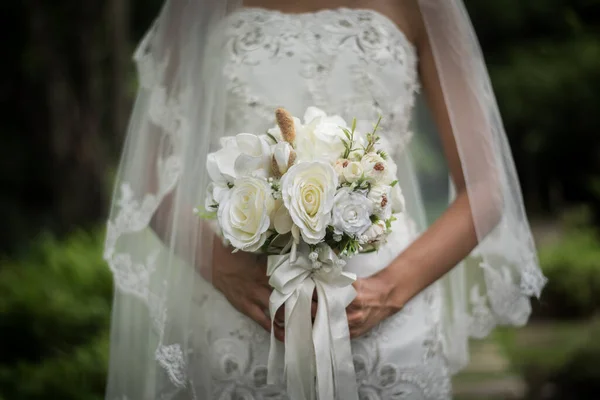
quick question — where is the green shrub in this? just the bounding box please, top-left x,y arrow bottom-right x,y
0,231 -> 112,400
498,321 -> 600,400
535,226 -> 600,319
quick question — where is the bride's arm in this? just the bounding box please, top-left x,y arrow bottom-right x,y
377,20 -> 486,307
149,178 -> 280,336
347,2 -> 502,337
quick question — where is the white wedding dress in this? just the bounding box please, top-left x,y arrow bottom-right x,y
188,8 -> 452,399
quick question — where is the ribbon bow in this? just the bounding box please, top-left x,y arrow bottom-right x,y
267,243 -> 359,400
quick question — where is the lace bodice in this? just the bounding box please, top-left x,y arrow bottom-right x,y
223,7 -> 420,153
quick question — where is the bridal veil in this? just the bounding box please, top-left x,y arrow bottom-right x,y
104,0 -> 546,398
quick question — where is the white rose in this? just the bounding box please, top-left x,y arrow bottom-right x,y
280,161 -> 338,244
368,185 -> 392,220
332,187 -> 373,237
295,107 -> 349,163
361,152 -> 388,183
218,177 -> 275,252
391,183 -> 406,213
233,133 -> 273,179
343,161 -> 363,183
272,142 -> 295,176
359,219 -> 387,245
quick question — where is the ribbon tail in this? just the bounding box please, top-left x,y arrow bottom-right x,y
313,282 -> 335,400
285,279 -> 316,400
314,281 -> 359,400
268,289 -> 290,386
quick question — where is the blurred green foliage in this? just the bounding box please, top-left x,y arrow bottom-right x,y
0,232 -> 112,400
499,320 -> 600,400
535,225 -> 600,319
465,0 -> 600,216
497,208 -> 600,399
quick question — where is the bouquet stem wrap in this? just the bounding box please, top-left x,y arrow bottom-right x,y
266,245 -> 359,400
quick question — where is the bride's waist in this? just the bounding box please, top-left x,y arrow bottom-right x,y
344,214 -> 417,278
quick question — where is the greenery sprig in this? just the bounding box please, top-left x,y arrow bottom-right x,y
363,115 -> 383,154
340,118 -> 360,159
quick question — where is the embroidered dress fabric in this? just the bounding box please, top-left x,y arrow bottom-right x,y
104,1 -> 546,399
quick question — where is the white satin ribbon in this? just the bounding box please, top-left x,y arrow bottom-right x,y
267,244 -> 359,400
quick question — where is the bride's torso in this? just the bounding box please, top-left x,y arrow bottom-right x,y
188,9 -> 451,399
222,7 -> 423,277
223,7 -> 420,155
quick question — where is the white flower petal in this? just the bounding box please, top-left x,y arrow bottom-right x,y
303,106 -> 327,124
274,203 -> 293,234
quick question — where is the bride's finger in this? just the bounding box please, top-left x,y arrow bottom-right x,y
254,286 -> 272,311
275,306 -> 285,324
274,324 -> 285,342
246,304 -> 272,333
346,299 -> 361,311
347,309 -> 365,327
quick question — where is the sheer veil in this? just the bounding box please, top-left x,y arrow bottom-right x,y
415,0 -> 547,371
104,0 -> 546,398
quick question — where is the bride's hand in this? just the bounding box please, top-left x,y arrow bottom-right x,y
346,274 -> 404,339
210,239 -> 286,339
210,238 -> 316,342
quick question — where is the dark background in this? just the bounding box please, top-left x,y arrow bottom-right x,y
1,1 -> 599,399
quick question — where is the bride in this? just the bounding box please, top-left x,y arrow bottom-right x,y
104,0 -> 547,399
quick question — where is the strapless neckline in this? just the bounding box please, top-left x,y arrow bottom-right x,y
234,6 -> 417,55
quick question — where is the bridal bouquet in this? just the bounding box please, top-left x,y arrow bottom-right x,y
199,107 -> 404,399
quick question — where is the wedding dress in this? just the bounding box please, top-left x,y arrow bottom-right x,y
104,3 -> 547,400
187,8 -> 451,399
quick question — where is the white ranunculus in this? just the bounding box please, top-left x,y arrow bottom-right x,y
391,183 -> 406,213
280,161 -> 338,244
361,152 -> 388,183
343,161 -> 363,183
332,187 -> 373,237
233,133 -> 273,179
385,157 -> 399,185
218,177 -> 275,252
359,219 -> 387,244
272,142 -> 295,176
294,107 -> 349,163
368,184 -> 392,220
334,159 -> 349,183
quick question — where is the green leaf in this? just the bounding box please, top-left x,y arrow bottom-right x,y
385,215 -> 397,230
266,132 -> 279,144
372,115 -> 383,134
194,205 -> 218,220
390,180 -> 398,187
